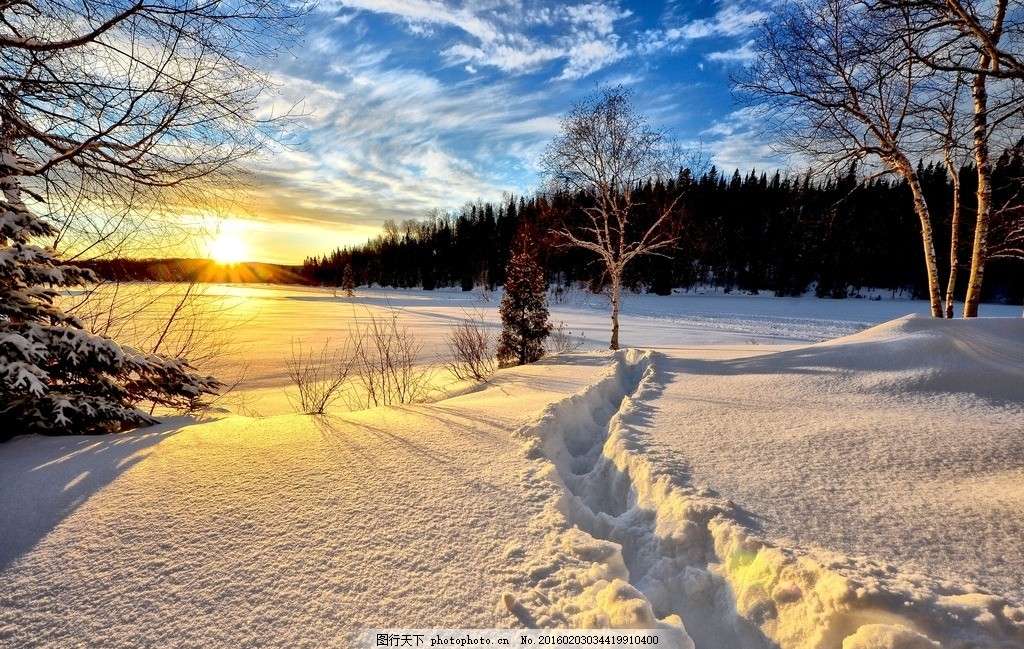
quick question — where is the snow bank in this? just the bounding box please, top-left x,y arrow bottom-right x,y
509,341 -> 1024,648
0,352 -> 619,648
795,314 -> 1024,403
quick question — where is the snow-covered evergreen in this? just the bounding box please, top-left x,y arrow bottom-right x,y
342,263 -> 355,297
0,149 -> 221,439
497,249 -> 551,366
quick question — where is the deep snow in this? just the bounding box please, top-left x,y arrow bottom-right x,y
1,285 -> 1022,648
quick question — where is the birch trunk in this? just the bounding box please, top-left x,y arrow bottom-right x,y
964,57 -> 994,318
609,267 -> 621,350
944,162 -> 961,319
897,157 -> 945,317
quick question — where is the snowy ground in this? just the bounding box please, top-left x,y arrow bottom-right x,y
2,285 -> 1022,648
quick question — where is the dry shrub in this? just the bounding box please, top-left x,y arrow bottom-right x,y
286,338 -> 354,414
443,314 -> 495,381
348,310 -> 432,409
547,321 -> 586,354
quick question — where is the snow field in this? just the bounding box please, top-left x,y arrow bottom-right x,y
0,356 -> 614,647
508,342 -> 1024,648
4,285 -> 1024,648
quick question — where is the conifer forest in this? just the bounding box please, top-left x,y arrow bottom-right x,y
302,151 -> 1024,305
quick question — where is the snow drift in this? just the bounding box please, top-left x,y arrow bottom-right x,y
2,285 -> 1022,649
508,318 -> 1024,648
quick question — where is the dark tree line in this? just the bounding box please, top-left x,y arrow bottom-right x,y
304,197 -> 528,292
83,259 -> 308,284
302,153 -> 1024,305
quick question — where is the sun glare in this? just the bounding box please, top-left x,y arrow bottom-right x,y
209,227 -> 248,265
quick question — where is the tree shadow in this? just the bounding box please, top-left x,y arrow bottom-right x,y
0,419 -> 192,572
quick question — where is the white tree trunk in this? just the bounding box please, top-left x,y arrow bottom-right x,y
965,59 -> 994,318
897,157 -> 945,317
945,167 -> 961,319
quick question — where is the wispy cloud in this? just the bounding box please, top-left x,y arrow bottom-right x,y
706,39 -> 758,64
675,4 -> 767,40
325,0 -> 502,42
229,1 -> 779,262
704,107 -> 798,174
637,2 -> 766,56
250,52 -> 564,253
557,3 -> 632,79
442,37 -> 564,74
324,0 -> 635,80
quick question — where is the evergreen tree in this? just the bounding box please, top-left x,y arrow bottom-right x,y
342,263 -> 356,297
0,153 -> 221,439
497,249 -> 551,367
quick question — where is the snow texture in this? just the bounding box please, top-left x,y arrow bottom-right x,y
1,285 -> 1022,648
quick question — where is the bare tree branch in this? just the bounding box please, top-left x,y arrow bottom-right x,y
541,86 -> 688,349
735,0 -> 959,317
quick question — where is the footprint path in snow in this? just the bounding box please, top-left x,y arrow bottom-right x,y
504,349 -> 1024,649
506,349 -> 771,649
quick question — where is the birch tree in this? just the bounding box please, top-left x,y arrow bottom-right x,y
541,86 -> 686,349
929,72 -> 972,318
876,0 -> 1024,316
736,0 -> 953,317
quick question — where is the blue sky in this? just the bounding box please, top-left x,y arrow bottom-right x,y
229,0 -> 788,264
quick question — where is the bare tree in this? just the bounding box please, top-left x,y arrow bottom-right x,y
736,0 -> 954,317
541,86 -> 687,349
1,0 -> 306,258
875,0 -> 1024,316
0,0 -> 306,434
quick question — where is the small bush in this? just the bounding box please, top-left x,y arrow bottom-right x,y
286,338 -> 353,414
546,321 -> 586,354
443,314 -> 495,381
349,310 -> 432,408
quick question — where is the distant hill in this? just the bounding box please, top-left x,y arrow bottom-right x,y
79,258 -> 311,285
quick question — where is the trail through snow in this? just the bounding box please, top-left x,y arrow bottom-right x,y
509,332 -> 1024,648
3,287 -> 1023,648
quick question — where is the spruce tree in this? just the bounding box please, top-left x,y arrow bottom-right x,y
497,249 -> 551,367
342,263 -> 356,297
0,153 -> 221,439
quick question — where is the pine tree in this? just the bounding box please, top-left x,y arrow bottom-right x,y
0,152 -> 222,439
342,263 -> 356,297
497,249 -> 551,367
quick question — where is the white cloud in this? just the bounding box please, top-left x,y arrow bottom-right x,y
678,4 -> 766,39
250,54 -> 563,241
325,0 -> 501,42
703,107 -> 801,173
564,2 -> 632,37
557,2 -> 632,79
637,2 -> 767,56
706,40 -> 757,64
442,38 -> 563,74
558,38 -> 627,80
321,0 -> 634,80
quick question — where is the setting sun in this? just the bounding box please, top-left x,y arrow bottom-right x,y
209,225 -> 248,265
